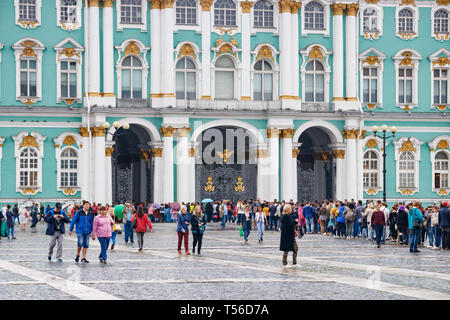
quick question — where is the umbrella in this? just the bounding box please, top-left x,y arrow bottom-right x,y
152,203 -> 161,210
201,198 -> 214,203
170,202 -> 181,211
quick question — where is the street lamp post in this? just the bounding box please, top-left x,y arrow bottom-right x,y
372,125 -> 397,204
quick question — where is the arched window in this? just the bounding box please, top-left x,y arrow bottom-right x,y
121,55 -> 142,99
363,150 -> 378,188
254,0 -> 273,28
362,8 -> 377,32
304,60 -> 324,102
215,56 -> 235,99
214,0 -> 236,27
176,57 -> 196,99
398,8 -> 414,33
253,59 -> 273,101
434,151 -> 449,189
434,9 -> 449,34
399,151 -> 415,188
60,148 -> 78,188
176,0 -> 197,25
19,147 -> 38,188
304,2 -> 324,30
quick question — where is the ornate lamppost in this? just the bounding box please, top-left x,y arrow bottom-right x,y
372,124 -> 397,203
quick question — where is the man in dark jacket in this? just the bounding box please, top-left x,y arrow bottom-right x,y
45,202 -> 69,262
5,205 -> 15,239
396,206 -> 409,245
30,203 -> 39,228
303,202 -> 314,234
439,202 -> 450,251
12,204 -> 19,225
204,202 -> 213,223
279,204 -> 298,267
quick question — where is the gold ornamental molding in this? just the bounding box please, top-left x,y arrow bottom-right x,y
200,0 -> 213,11
20,98 -> 37,107
400,0 -> 416,6
399,51 -> 414,66
64,99 -> 75,106
160,126 -> 176,137
204,177 -> 215,192
87,0 -> 100,7
359,130 -> 367,139
189,147 -> 195,158
152,148 -> 163,157
342,129 -> 360,139
124,41 -> 141,57
18,20 -> 39,29
19,135 -> 39,150
54,143 -> 61,149
161,0 -> 175,9
333,150 -> 345,159
332,97 -> 346,101
361,56 -> 381,67
436,0 -> 449,5
365,139 -> 378,149
103,0 -> 115,7
63,135 -> 76,147
105,147 -> 115,157
438,189 -> 449,196
363,32 -> 380,40
346,3 -> 359,16
365,0 -> 379,3
279,95 -> 300,100
58,48 -> 81,62
331,3 -> 346,16
240,96 -> 251,100
178,43 -> 196,59
235,177 -> 245,193
437,139 -> 449,150
434,33 -> 449,41
201,95 -> 212,100
20,188 -> 38,195
436,105 -> 448,112
240,1 -> 254,13
176,127 -> 191,137
20,44 -> 37,58
217,43 -> 237,58
149,0 -> 161,9
140,150 -> 150,161
257,149 -> 268,158
366,104 -> 377,111
366,189 -> 378,195
79,127 -> 89,137
256,45 -> 274,62
63,188 -> 77,196
291,2 -> 302,14
398,33 -> 417,41
292,149 -> 300,158
432,57 -> 449,67
90,126 -> 106,137
399,140 -> 416,153
307,46 -> 324,62
346,97 -> 359,101
278,0 -> 294,14
399,189 -> 414,196
266,129 -> 280,139
280,129 -> 295,139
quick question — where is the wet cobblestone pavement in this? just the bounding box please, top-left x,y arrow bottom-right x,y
0,221 -> 448,300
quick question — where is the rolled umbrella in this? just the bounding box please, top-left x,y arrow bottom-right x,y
201,198 -> 214,203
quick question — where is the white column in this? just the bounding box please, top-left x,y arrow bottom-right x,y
188,144 -> 196,202
344,129 -> 358,201
267,129 -> 280,201
161,127 -> 175,203
87,1 -> 100,102
240,1 -> 253,100
200,0 -> 212,100
331,3 -> 345,101
176,128 -> 190,203
256,149 -> 267,201
357,135 -> 364,201
345,3 -> 359,100
333,149 -> 346,200
292,144 -> 301,203
152,147 -> 163,204
291,2 -> 300,99
150,0 -> 162,106
79,128 -> 91,202
278,1 -> 292,99
139,155 -> 147,202
102,0 -> 115,106
92,127 -> 106,204
105,144 -> 114,205
160,0 -> 176,107
280,129 -> 295,201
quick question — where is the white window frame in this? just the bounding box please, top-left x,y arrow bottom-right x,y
12,38 -> 45,104
115,39 -> 149,100
56,0 -> 82,31
174,0 -> 199,30
360,4 -> 383,40
300,44 -> 331,104
362,136 -> 384,194
359,47 -> 385,110
251,59 -> 275,101
14,0 -> 42,29
116,0 -> 148,32
54,38 -> 84,104
363,150 -> 380,190
53,132 -> 82,194
429,48 -> 450,111
175,56 -> 198,100
428,135 -> 450,195
250,0 -> 278,35
431,6 -> 449,41
211,52 -> 240,100
253,0 -> 274,28
393,136 -> 423,196
393,49 -> 421,110
213,0 -> 238,27
301,1 -> 330,38
250,44 -> 279,100
12,131 -> 46,195
396,6 -> 418,40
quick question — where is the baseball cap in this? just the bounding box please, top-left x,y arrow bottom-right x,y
55,202 -> 62,210
443,202 -> 448,206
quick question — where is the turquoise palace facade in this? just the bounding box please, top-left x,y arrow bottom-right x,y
0,0 -> 449,207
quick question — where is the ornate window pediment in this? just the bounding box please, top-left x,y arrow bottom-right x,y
428,135 -> 450,196
393,49 -> 422,111
360,47 -> 386,111
393,136 -> 423,196
54,132 -> 82,195
360,4 -> 383,40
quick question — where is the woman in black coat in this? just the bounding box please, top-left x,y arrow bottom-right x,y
279,204 -> 298,267
396,206 -> 409,245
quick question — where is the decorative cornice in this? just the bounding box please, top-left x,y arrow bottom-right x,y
160,126 -> 176,137
331,3 -> 346,16
346,3 -> 359,16
152,148 -> 163,157
280,129 -> 295,138
266,129 -> 280,139
400,0 -> 416,6
79,127 -> 89,137
240,1 -> 254,13
200,0 -> 213,11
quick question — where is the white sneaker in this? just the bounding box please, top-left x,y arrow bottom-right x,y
426,245 -> 433,248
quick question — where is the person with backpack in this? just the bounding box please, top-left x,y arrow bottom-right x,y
408,201 -> 424,253
191,205 -> 206,255
131,205 -> 153,252
69,200 -> 94,263
45,203 -> 69,262
343,202 -> 356,239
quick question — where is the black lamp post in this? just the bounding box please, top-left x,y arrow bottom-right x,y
372,125 -> 397,204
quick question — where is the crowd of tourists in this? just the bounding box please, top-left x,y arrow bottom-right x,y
0,198 -> 448,267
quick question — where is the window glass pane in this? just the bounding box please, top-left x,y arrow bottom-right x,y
370,79 -> 377,102
176,59 -> 185,69
434,80 -> 440,104
29,60 -> 36,69
406,79 -> 412,103
441,80 -> 447,104
186,72 -> 196,99
176,72 -> 185,99
253,73 -> 262,100
399,80 -> 404,103
263,73 -> 272,101
254,60 -> 262,71
20,72 -> 28,96
61,61 -> 68,70
61,73 -> 68,97
315,74 -> 324,102
186,59 -> 195,69
215,71 -> 234,99
305,74 -> 314,102
122,69 -> 131,98
132,69 -> 142,99
363,79 -> 369,102
69,73 -> 77,97
29,72 -> 36,96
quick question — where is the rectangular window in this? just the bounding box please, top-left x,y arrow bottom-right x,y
20,59 -> 37,97
433,68 -> 448,105
60,60 -> 77,99
19,0 -> 37,21
60,0 -> 77,23
215,71 -> 234,99
362,67 -> 378,103
398,67 -> 413,104
121,0 -> 142,24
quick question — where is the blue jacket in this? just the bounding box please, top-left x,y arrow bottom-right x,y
438,207 -> 450,227
177,213 -> 190,233
408,207 -> 424,230
69,209 -> 94,234
45,209 -> 69,235
303,205 -> 314,219
336,206 -> 346,223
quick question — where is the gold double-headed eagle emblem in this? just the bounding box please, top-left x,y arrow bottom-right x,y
216,149 -> 233,163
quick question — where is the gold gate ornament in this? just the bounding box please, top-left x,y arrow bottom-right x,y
204,177 -> 215,192
217,149 -> 233,163
235,177 -> 245,193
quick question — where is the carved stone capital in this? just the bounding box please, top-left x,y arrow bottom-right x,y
280,129 -> 296,139
90,126 -> 106,137
333,150 -> 346,159
79,127 -> 89,137
346,3 -> 359,16
152,148 -> 163,157
177,127 -> 191,137
331,3 -> 346,16
266,129 -> 280,139
240,1 -> 254,13
160,126 -> 176,137
200,0 -> 213,11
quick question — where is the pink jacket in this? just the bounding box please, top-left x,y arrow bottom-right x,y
92,215 -> 113,238
298,207 -> 306,226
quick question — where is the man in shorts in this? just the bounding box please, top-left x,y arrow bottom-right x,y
69,200 -> 93,263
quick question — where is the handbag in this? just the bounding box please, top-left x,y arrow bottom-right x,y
132,218 -> 138,229
239,225 -> 243,237
113,223 -> 121,232
413,217 -> 423,229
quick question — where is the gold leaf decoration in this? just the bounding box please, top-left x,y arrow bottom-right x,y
21,188 -> 37,195
292,149 -> 300,158
308,46 -> 324,62
63,188 -> 76,196
400,189 -> 414,195
63,135 -> 76,146
124,41 -> 141,57
365,139 -> 378,149
400,0 -> 416,6
399,51 -> 414,66
366,189 -> 378,195
204,177 -> 215,192
438,189 -> 449,196
432,57 -> 449,66
362,56 -> 381,66
217,43 -> 236,58
152,148 -> 163,157
235,177 -> 245,192
19,135 -> 39,150
256,45 -> 274,62
399,140 -> 416,153
437,139 -> 449,150
178,43 -> 196,59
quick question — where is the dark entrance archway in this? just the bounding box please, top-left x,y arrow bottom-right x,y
112,124 -> 153,204
296,127 -> 335,202
195,126 -> 257,202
